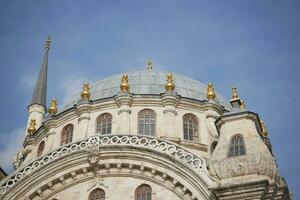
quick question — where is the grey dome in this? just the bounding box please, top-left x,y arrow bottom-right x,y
62,70 -> 231,111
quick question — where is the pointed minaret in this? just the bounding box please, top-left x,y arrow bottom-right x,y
31,35 -> 50,106
26,36 -> 51,134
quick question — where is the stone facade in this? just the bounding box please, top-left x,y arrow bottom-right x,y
0,69 -> 292,200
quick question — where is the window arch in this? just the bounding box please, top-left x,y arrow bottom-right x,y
138,109 -> 156,136
183,114 -> 199,141
96,113 -> 112,135
135,184 -> 152,200
61,124 -> 74,145
88,188 -> 105,200
228,134 -> 246,157
37,141 -> 45,157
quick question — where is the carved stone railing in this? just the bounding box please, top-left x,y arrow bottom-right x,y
0,134 -> 211,196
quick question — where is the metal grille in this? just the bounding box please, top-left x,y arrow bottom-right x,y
183,114 -> 198,141
96,113 -> 112,135
138,109 -> 156,136
135,184 -> 152,200
229,135 -> 246,157
61,124 -> 73,145
88,188 -> 105,200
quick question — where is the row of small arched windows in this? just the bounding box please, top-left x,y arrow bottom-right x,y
61,109 -> 199,146
88,184 -> 152,200
37,110 -> 199,156
37,112 -> 247,158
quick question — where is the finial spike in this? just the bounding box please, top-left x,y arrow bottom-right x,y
231,87 -> 239,101
260,121 -> 269,138
147,59 -> 152,72
207,83 -> 216,100
120,74 -> 130,92
48,98 -> 58,115
27,119 -> 37,134
81,83 -> 91,99
165,73 -> 175,92
45,34 -> 51,50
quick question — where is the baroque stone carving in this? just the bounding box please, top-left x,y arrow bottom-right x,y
210,152 -> 276,180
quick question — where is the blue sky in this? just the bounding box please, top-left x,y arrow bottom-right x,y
0,0 -> 299,198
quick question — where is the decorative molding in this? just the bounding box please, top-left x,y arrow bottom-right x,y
117,109 -> 131,115
163,109 -> 177,115
0,135 -> 213,197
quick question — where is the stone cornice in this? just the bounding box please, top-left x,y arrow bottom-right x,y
215,111 -> 263,136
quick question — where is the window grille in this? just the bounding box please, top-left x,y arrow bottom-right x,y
183,114 -> 198,141
135,184 -> 152,200
96,113 -> 112,135
138,109 -> 156,136
61,124 -> 74,145
88,188 -> 105,200
229,135 -> 246,157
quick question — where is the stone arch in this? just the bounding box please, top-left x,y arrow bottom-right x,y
0,135 -> 217,200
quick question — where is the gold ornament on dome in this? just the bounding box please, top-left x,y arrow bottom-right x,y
81,83 -> 91,99
147,59 -> 153,72
165,73 -> 175,92
27,119 -> 37,134
231,87 -> 240,100
260,121 -> 269,138
48,98 -> 58,115
240,100 -> 246,110
207,83 -> 216,100
120,74 -> 129,92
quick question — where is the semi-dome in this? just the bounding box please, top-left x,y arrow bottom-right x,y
63,70 -> 232,111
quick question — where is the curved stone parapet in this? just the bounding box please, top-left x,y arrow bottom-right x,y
0,134 -> 216,196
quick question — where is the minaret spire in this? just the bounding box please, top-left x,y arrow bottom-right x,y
31,35 -> 50,107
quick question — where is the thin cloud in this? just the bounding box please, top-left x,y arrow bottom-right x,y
0,127 -> 25,173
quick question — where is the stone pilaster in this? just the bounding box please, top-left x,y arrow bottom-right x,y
161,92 -> 180,140
204,101 -> 223,142
75,99 -> 91,140
44,118 -> 57,153
115,92 -> 133,134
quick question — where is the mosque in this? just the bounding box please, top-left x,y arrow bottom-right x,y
0,37 -> 292,199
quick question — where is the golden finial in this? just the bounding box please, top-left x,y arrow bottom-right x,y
207,83 -> 216,100
81,83 -> 91,99
45,35 -> 51,50
48,98 -> 58,115
27,119 -> 37,134
147,59 -> 153,72
165,73 -> 175,92
240,100 -> 246,110
120,74 -> 130,92
231,87 -> 240,101
260,121 -> 269,138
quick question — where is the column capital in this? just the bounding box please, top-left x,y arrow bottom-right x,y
76,100 -> 91,116
161,92 -> 180,107
114,92 -> 133,107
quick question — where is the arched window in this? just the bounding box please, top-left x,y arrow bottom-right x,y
135,184 -> 152,200
183,114 -> 198,141
138,109 -> 156,136
88,188 -> 105,200
37,141 -> 45,157
228,135 -> 246,157
96,113 -> 112,135
61,124 -> 74,145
